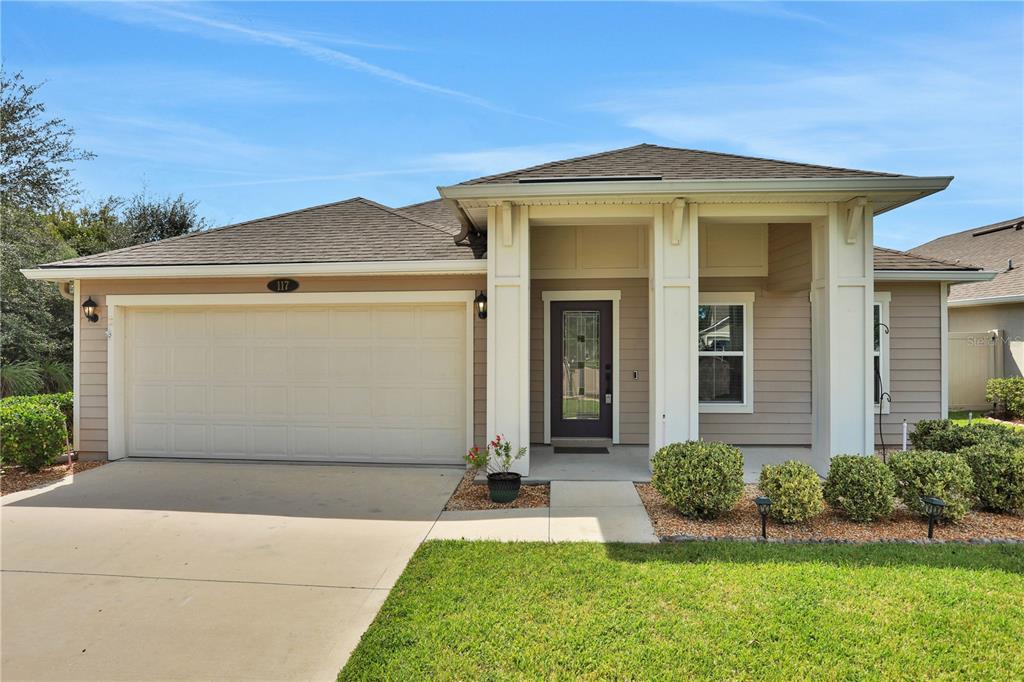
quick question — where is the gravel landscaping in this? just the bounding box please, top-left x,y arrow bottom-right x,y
1,458 -> 106,496
637,482 -> 1024,543
444,470 -> 549,510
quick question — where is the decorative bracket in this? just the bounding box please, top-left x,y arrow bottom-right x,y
670,198 -> 686,245
843,196 -> 867,245
501,201 -> 513,247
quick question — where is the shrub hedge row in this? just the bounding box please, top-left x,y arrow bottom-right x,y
986,377 -> 1024,420
0,393 -> 71,472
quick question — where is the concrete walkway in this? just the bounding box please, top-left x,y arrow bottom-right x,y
427,481 -> 658,543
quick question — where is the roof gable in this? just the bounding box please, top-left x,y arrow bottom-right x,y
460,143 -> 905,185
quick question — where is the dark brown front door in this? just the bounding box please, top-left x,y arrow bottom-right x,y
550,300 -> 613,439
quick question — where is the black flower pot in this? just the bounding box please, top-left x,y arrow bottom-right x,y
487,472 -> 522,503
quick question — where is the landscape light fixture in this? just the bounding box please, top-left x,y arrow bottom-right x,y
754,496 -> 772,539
474,291 -> 487,319
920,496 -> 947,539
81,297 -> 99,323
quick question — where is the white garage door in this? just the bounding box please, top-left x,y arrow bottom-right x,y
124,304 -> 468,463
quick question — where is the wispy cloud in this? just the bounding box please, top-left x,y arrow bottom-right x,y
78,2 -> 538,119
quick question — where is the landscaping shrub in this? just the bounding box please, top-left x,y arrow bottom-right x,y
0,399 -> 68,471
651,440 -> 744,518
887,450 -> 974,522
986,377 -> 1024,420
823,455 -> 897,522
958,441 -> 1024,514
758,460 -> 824,523
0,392 -> 73,433
909,418 -> 1024,453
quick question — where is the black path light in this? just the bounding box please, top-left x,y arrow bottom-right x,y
754,496 -> 772,539
920,496 -> 947,539
474,291 -> 487,319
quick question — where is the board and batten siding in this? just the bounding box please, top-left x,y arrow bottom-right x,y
75,275 -> 486,458
875,282 -> 944,449
529,278 -> 650,444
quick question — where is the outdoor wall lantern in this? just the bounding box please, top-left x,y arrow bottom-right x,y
474,291 -> 487,320
754,496 -> 772,539
81,297 -> 99,323
920,496 -> 947,539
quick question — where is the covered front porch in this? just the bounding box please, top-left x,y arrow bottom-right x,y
446,190 -> 881,478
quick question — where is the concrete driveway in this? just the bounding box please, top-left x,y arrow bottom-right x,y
1,460 -> 461,681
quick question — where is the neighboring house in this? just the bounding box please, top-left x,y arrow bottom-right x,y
22,144 -> 993,475
910,216 -> 1024,410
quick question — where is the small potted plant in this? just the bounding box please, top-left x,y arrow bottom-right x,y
465,434 -> 527,503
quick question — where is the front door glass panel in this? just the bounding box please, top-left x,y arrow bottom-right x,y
561,310 -> 600,420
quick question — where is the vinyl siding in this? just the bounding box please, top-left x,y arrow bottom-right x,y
699,224 -> 813,446
875,282 -> 943,449
75,275 -> 486,458
529,278 -> 649,444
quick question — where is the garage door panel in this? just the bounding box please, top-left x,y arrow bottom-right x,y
126,303 -> 467,463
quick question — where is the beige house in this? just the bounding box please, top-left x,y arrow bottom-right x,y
911,217 -> 1024,411
22,145 -> 992,478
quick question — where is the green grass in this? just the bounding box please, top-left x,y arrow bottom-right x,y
340,541 -> 1024,681
948,410 -> 1021,429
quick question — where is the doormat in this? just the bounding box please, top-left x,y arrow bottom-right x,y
553,447 -> 609,454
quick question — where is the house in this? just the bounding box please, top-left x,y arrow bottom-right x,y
910,216 -> 1024,410
22,144 -> 993,476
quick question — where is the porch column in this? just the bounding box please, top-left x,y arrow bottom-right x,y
486,201 -> 531,474
649,200 -> 699,459
810,199 -> 875,461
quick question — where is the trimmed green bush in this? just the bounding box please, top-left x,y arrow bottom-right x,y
0,399 -> 68,471
909,419 -> 1024,453
888,450 -> 974,522
986,377 -> 1024,420
759,460 -> 824,523
651,440 -> 744,518
1,392 -> 73,433
958,441 -> 1024,514
823,455 -> 897,522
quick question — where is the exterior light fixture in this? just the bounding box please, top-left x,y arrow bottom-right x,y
474,291 -> 487,320
920,496 -> 947,539
81,297 -> 99,323
754,496 -> 772,539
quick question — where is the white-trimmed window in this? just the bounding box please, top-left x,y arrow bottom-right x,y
698,292 -> 754,413
874,291 -> 891,414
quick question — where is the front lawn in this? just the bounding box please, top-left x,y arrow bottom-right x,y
948,410 -> 1021,429
341,541 -> 1023,681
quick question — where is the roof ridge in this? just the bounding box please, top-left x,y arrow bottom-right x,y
642,143 -> 904,178
44,197 -> 368,267
459,144 -> 650,185
356,197 -> 460,237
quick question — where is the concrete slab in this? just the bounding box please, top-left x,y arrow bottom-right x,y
427,509 -> 550,542
526,445 -> 652,483
1,460 -> 460,680
549,505 -> 658,543
550,480 -> 644,508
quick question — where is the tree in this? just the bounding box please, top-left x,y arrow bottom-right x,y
1,71 -> 95,211
120,191 -> 207,244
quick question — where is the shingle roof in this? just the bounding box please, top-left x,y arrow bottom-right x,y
909,216 -> 1024,302
873,246 -> 979,272
399,198 -> 461,231
460,143 -> 905,185
38,197 -> 476,268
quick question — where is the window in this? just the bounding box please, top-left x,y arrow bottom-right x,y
874,292 -> 891,413
698,292 -> 754,413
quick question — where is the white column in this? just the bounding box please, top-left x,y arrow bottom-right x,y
649,200 -> 699,461
811,199 -> 875,462
486,202 -> 531,474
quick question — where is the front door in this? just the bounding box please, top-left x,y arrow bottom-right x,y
550,300 -> 613,439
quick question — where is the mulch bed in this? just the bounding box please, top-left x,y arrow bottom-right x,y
636,483 -> 1024,543
1,458 -> 106,496
445,471 -> 550,511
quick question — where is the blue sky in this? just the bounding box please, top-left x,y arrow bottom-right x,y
3,1 -> 1021,249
